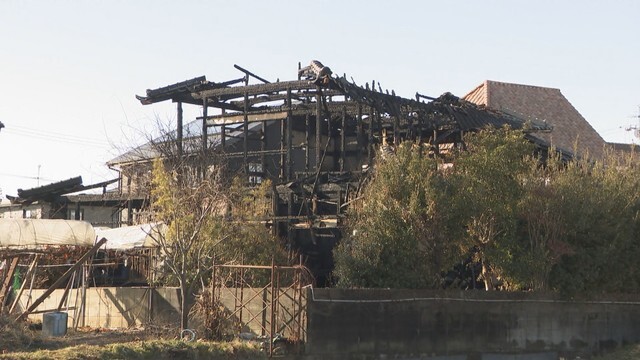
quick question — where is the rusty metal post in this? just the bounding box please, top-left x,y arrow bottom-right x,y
269,257 -> 276,357
210,257 -> 216,335
272,185 -> 279,237
239,256 -> 244,331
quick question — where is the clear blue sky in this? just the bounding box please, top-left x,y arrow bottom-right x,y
1,1 -> 638,196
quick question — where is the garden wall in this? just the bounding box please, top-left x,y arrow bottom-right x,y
305,289 -> 640,359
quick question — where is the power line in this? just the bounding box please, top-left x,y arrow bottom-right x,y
4,126 -> 112,148
0,172 -> 55,182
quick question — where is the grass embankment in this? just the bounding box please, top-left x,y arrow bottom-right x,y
0,340 -> 266,360
0,316 -> 265,359
593,344 -> 640,360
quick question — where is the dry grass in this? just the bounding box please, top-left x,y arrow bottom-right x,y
593,344 -> 640,360
0,340 -> 266,360
0,315 -> 38,353
0,316 -> 265,360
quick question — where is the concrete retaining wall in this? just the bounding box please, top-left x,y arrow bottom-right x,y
16,287 -> 181,328
306,289 -> 640,359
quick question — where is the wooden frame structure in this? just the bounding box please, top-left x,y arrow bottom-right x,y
128,60 -> 549,284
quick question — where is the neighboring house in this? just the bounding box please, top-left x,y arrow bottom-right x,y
106,62 -> 551,285
1,176 -> 128,228
464,80 -> 607,160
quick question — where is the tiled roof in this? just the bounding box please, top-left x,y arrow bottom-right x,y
463,80 -> 607,159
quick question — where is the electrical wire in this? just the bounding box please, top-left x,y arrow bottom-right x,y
4,124 -> 112,148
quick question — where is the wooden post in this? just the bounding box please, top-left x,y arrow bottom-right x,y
340,107 -> 346,172
305,114 -> 310,172
16,238 -> 107,321
286,87 -> 293,181
177,101 -> 183,159
357,104 -> 363,165
202,98 -> 208,155
9,255 -> 39,314
0,256 -> 19,312
244,91 -> 249,177
368,107 -> 374,163
315,87 -> 322,171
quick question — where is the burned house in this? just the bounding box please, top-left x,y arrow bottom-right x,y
108,61 -> 549,284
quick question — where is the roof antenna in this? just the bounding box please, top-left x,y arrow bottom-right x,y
624,105 -> 640,140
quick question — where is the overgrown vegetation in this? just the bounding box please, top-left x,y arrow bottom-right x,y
146,121 -> 290,331
335,126 -> 640,294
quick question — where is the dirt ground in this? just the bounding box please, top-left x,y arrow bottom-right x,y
29,326 -> 176,350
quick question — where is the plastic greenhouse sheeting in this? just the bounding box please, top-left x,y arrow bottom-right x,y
94,223 -> 165,250
0,219 -> 96,248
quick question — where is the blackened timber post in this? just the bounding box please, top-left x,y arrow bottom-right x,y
433,129 -> 439,157
202,98 -> 208,180
262,120 -> 267,182
177,102 -> 183,159
368,107 -> 374,163
202,98 -> 208,154
377,109 -> 382,149
243,91 -> 249,178
279,88 -> 287,180
305,114 -> 310,172
340,107 -> 346,172
286,88 -> 293,181
357,104 -> 363,166
288,191 -> 294,255
221,108 -> 226,150
417,111 -> 423,144
315,87 -> 322,171
271,183 -> 279,237
394,107 -> 400,146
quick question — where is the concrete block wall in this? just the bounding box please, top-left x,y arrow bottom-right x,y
17,287 -> 179,328
306,289 -> 640,359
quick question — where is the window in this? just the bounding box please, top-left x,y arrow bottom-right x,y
248,163 -> 263,185
68,208 -> 84,220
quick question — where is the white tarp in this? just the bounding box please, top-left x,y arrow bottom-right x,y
95,223 -> 164,250
0,219 -> 96,248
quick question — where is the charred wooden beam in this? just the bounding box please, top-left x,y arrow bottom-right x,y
234,64 -> 271,84
194,80 -> 314,100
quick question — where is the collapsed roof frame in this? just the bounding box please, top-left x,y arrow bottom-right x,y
136,61 -> 548,182
134,61 -> 550,283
